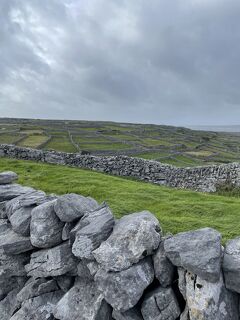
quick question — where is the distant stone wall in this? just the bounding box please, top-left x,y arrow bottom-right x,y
1,144 -> 240,192
0,171 -> 239,319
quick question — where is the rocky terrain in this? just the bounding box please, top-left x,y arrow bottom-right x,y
0,170 -> 240,319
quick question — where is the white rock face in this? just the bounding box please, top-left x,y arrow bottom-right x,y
185,271 -> 239,320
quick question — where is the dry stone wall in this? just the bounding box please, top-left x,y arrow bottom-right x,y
0,170 -> 240,319
1,144 -> 240,192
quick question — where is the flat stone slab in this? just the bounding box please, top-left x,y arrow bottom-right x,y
25,242 -> 78,277
93,211 -> 161,272
0,171 -> 18,185
0,227 -> 33,255
164,227 -> 222,282
0,184 -> 34,202
53,277 -> 112,320
95,257 -> 154,312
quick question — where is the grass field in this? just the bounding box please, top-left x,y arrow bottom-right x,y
1,157 -> 240,243
17,134 -> 49,148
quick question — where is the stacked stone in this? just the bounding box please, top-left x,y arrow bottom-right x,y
0,170 -> 240,319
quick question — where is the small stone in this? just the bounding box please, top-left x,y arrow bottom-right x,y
95,257 -> 154,312
223,237 -> 240,293
93,211 -> 161,272
72,205 -> 115,260
0,171 -> 18,185
54,193 -> 99,222
53,277 -> 112,320
112,307 -> 143,320
0,227 -> 33,254
153,238 -> 175,287
30,200 -> 64,248
141,287 -> 181,320
0,184 -> 34,202
164,228 -> 222,282
62,222 -> 75,241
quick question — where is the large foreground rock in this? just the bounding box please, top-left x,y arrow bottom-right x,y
30,200 -> 64,248
53,277 -> 112,320
0,184 -> 34,202
93,211 -> 161,271
141,287 -> 181,320
223,236 -> 240,293
164,228 -> 222,282
72,205 -> 115,259
95,257 -> 154,312
185,271 -> 239,320
54,193 -> 99,222
0,171 -> 18,185
25,242 -> 77,277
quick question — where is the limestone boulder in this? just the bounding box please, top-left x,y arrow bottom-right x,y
72,205 -> 115,260
25,242 -> 78,277
0,201 -> 7,218
0,249 -> 29,278
0,171 -> 18,185
53,277 -> 112,320
93,211 -> 161,272
0,227 -> 33,254
164,228 -> 222,282
223,237 -> 240,293
95,257 -> 154,312
141,287 -> 180,320
185,271 -> 239,320
30,200 -> 64,248
0,184 -> 34,202
54,193 -> 99,222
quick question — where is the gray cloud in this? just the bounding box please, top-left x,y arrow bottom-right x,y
0,0 -> 240,125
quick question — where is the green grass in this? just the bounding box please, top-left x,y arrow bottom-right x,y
43,136 -> 77,153
79,142 -> 131,151
1,157 -> 240,243
0,134 -> 19,144
17,134 -> 49,148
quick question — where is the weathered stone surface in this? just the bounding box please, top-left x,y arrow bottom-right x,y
30,200 -> 64,248
62,222 -> 75,241
178,267 -> 187,300
164,228 -> 222,282
72,205 -> 115,260
153,238 -> 175,287
10,291 -> 64,320
54,193 -> 99,222
185,271 -> 239,320
0,218 -> 10,232
25,242 -> 78,277
180,307 -> 190,320
56,275 -> 74,292
0,227 -> 33,254
17,277 -> 59,303
95,257 -> 154,312
6,190 -> 47,236
141,287 -> 181,320
0,171 -> 18,185
112,308 -> 143,320
0,276 -> 27,301
0,184 -> 34,202
0,249 -> 29,278
0,201 -> 7,218
223,237 -> 240,293
93,211 -> 161,272
77,260 -> 94,280
53,277 -> 112,320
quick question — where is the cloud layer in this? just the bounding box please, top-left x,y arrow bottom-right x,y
1,0 -> 240,125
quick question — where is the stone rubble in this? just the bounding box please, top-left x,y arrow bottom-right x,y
0,170 -> 239,319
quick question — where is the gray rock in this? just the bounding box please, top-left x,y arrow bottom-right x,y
0,184 -> 34,202
164,228 -> 222,282
53,277 -> 112,320
178,267 -> 187,300
0,218 -> 10,233
77,260 -> 94,280
30,200 -> 64,248
95,257 -> 154,312
141,287 -> 181,320
185,271 -> 239,320
25,242 -> 78,277
10,291 -> 64,320
0,201 -> 7,218
62,222 -> 75,241
56,276 -> 74,292
17,277 -> 59,303
112,308 -> 143,320
6,190 -> 47,236
153,239 -> 175,287
93,211 -> 161,272
223,237 -> 240,293
0,171 -> 18,185
0,277 -> 27,301
0,227 -> 33,254
180,306 -> 190,320
72,205 -> 115,260
87,260 -> 101,277
0,249 -> 29,278
54,193 -> 99,222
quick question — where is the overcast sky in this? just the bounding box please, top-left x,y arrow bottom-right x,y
1,0 -> 240,126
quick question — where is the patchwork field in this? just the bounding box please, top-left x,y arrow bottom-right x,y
1,157 -> 240,243
0,118 -> 240,166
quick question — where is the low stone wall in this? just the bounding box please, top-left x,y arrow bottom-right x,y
1,144 -> 240,192
0,171 -> 240,319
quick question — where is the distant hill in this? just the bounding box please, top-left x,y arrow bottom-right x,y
189,125 -> 240,132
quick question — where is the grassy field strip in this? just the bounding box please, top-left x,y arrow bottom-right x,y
1,157 -> 240,243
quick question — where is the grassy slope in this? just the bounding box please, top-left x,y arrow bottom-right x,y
1,157 -> 240,243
